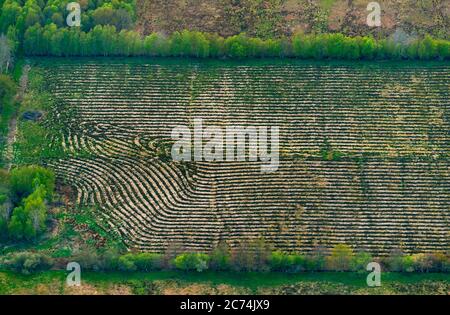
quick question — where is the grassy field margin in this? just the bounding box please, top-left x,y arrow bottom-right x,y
0,270 -> 448,295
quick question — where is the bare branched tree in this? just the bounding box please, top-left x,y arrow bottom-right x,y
0,34 -> 12,73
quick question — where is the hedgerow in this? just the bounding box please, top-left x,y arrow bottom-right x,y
1,244 -> 448,274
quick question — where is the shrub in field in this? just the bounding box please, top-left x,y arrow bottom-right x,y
0,252 -> 52,274
173,253 -> 210,272
326,244 -> 354,271
70,248 -> 122,271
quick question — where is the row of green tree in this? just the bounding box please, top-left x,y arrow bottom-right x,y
20,25 -> 450,60
0,165 -> 55,241
1,242 -> 448,275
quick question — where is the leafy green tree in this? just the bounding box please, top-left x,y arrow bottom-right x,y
8,184 -> 47,240
350,251 -> 373,272
359,36 -> 376,60
50,12 -> 64,27
8,206 -> 35,240
269,251 -> 293,271
132,253 -> 163,271
10,165 -> 55,202
173,252 -> 210,272
0,1 -> 22,34
418,35 -> 438,60
91,6 -> 116,27
117,253 -> 137,271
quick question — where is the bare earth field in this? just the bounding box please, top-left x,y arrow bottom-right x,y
27,58 -> 449,255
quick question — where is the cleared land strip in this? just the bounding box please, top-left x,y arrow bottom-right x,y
38,59 -> 449,255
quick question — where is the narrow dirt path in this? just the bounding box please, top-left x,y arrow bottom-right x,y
4,63 -> 31,171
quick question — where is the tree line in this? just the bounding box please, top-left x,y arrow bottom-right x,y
1,241 -> 448,275
19,26 -> 449,60
1,0 -> 449,60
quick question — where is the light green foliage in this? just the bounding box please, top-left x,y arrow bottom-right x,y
17,23 -> 450,60
0,74 -> 15,99
0,166 -> 54,241
10,165 -> 55,202
118,254 -> 138,272
173,253 -> 210,272
8,184 -> 47,240
350,252 -> 373,273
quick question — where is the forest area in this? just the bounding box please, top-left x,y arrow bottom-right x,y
0,0 -> 448,59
